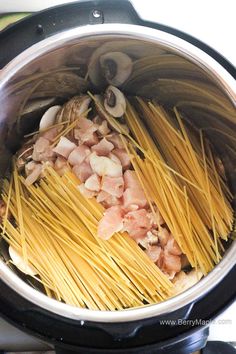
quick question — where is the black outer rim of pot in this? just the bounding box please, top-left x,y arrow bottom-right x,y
0,266 -> 235,350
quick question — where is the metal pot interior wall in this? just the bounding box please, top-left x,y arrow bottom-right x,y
0,29 -> 235,322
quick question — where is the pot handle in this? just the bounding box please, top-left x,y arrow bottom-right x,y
0,0 -> 141,68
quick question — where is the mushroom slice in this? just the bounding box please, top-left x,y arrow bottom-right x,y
9,245 -> 37,276
100,52 -> 133,87
39,105 -> 61,131
104,86 -> 126,118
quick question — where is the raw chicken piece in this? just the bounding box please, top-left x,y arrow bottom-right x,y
97,206 -> 124,240
145,246 -> 162,262
97,190 -> 110,203
148,210 -> 164,227
106,133 -> 124,149
97,120 -> 110,136
91,138 -> 114,156
157,227 -> 171,247
109,153 -> 122,165
32,137 -> 55,162
77,117 -> 95,130
54,156 -> 70,176
73,162 -> 93,183
89,152 -> 122,177
74,118 -> 99,146
112,149 -> 131,169
123,209 -> 152,239
85,174 -> 101,192
68,145 -> 90,166
123,170 -> 142,189
53,137 -> 76,159
162,250 -> 181,274
101,176 -> 124,198
25,162 -> 43,186
103,195 -> 122,208
166,237 -> 182,256
41,127 -> 59,142
77,183 -> 96,198
123,187 -> 147,210
96,191 -> 121,207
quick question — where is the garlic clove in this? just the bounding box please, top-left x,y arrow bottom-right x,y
9,245 -> 37,276
39,105 -> 61,131
100,52 -> 133,87
104,85 -> 126,118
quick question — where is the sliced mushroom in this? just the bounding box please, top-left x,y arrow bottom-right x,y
9,245 -> 37,276
104,86 -> 126,118
56,95 -> 91,124
100,52 -> 133,87
39,105 -> 61,131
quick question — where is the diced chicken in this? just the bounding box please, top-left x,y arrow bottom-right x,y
68,145 -> 90,166
91,138 -> 114,156
148,209 -> 164,227
145,246 -> 162,262
54,156 -> 69,176
123,209 -> 152,239
109,153 -> 122,165
77,117 -> 94,131
97,206 -> 124,240
112,149 -> 131,169
25,162 -> 43,186
74,118 -> 99,146
146,230 -> 158,245
123,187 -> 147,210
77,183 -> 96,198
32,137 -> 55,162
106,133 -> 124,149
96,191 -> 121,207
84,174 -> 101,192
166,237 -> 182,256
41,126 -> 59,142
157,227 -> 171,248
97,120 -> 110,136
101,176 -> 124,198
103,195 -> 122,208
96,190 -> 110,203
89,152 -> 122,177
72,162 -> 93,183
123,170 -> 142,189
53,137 -> 76,159
162,250 -> 182,274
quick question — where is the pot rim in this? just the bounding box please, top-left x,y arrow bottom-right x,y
0,23 -> 235,323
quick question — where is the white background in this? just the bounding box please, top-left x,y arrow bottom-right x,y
0,0 -> 235,343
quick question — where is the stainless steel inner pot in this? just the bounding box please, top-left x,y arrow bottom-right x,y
0,24 -> 235,323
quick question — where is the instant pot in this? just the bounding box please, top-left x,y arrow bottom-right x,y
0,1 -> 235,353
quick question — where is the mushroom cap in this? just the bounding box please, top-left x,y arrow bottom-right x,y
100,52 -> 133,87
104,85 -> 126,118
